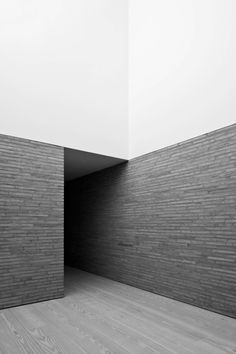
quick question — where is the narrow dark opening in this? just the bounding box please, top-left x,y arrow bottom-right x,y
64,147 -> 127,293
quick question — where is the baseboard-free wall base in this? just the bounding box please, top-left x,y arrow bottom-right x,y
65,124 -> 236,318
67,264 -> 236,320
0,134 -> 64,309
0,293 -> 64,311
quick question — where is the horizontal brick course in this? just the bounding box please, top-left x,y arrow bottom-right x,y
0,134 -> 64,309
65,124 -> 236,318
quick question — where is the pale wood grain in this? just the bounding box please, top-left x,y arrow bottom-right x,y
0,267 -> 235,354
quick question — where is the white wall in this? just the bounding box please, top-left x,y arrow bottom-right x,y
129,0 -> 236,158
1,0 -> 235,160
0,0 -> 128,159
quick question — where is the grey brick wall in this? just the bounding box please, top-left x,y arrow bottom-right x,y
0,134 -> 64,309
65,124 -> 236,318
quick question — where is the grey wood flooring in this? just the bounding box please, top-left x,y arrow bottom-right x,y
0,266 -> 235,354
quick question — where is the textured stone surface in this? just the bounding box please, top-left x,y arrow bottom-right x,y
65,124 -> 236,318
0,134 -> 64,309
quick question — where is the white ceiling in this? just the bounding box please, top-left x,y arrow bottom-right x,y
64,148 -> 127,181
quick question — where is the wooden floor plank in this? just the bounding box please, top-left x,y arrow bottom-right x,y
67,268 -> 236,343
0,266 -> 235,354
68,280 -> 234,353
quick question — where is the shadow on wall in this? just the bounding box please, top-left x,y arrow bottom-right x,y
64,161 -> 129,269
63,124 -> 236,318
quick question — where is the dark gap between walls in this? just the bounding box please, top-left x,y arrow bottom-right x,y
64,124 -> 236,318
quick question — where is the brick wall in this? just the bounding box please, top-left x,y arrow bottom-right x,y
65,124 -> 236,318
0,134 -> 64,309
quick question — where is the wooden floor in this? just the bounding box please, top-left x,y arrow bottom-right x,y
0,267 -> 236,354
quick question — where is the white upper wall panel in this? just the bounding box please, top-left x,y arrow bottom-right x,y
0,0 -> 128,158
129,0 -> 236,158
